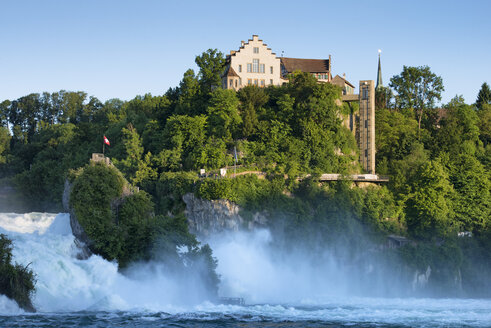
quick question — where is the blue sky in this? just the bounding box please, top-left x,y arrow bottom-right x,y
1,0 -> 490,104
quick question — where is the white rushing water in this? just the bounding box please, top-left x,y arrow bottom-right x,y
0,212 -> 490,327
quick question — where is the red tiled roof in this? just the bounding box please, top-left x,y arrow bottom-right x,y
281,57 -> 330,73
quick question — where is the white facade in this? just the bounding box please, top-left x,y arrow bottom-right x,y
222,35 -> 284,90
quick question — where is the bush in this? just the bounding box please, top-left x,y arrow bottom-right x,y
70,163 -> 158,267
70,163 -> 125,262
0,234 -> 36,312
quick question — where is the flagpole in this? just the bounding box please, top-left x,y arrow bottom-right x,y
103,139 -> 105,156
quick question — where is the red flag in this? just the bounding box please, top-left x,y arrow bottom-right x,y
103,136 -> 110,146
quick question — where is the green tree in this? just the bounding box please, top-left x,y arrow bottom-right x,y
375,86 -> 393,110
405,160 -> 454,238
195,49 -> 225,94
448,154 -> 490,232
117,124 -> 145,182
163,114 -> 208,170
207,88 -> 241,140
0,127 -> 10,165
0,100 -> 10,127
238,86 -> 268,138
435,102 -> 481,156
0,234 -> 36,312
478,104 -> 491,146
476,82 -> 491,110
375,108 -> 419,173
175,69 -> 201,115
390,66 -> 444,135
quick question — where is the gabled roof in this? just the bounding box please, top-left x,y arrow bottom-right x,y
332,75 -> 355,88
281,57 -> 330,73
227,35 -> 278,59
221,66 -> 239,78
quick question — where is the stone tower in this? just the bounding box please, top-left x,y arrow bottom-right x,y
359,80 -> 376,173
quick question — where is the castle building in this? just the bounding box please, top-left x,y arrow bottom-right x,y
221,35 -> 354,93
221,35 -> 283,90
222,35 -> 375,174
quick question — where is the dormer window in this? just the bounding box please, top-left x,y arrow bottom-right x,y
253,47 -> 259,54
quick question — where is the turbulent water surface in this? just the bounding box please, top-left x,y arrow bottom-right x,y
0,212 -> 490,327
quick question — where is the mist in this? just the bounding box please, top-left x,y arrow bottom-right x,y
205,228 -> 421,304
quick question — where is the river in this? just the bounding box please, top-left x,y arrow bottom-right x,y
0,212 -> 489,327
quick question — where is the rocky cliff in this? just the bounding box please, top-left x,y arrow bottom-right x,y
183,193 -> 268,237
62,179 -> 91,260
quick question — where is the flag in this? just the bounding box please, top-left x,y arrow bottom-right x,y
103,136 -> 110,146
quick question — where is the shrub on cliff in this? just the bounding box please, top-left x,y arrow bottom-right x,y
0,234 -> 36,312
70,163 -> 160,267
69,163 -> 221,299
70,163 -> 126,262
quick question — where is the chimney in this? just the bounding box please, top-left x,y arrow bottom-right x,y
241,40 -> 245,47
329,54 -> 332,81
343,73 -> 346,79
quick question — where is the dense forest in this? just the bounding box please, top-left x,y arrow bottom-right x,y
0,49 -> 490,296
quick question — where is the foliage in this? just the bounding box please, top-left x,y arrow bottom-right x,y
195,49 -> 226,95
70,163 -> 126,262
0,234 -> 36,312
405,160 -> 454,239
375,86 -> 393,110
435,102 -> 481,156
0,127 -> 10,165
477,103 -> 491,146
476,82 -> 491,110
390,66 -> 444,134
375,108 -> 419,174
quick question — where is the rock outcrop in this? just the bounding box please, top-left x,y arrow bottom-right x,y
183,193 -> 268,237
62,179 -> 91,260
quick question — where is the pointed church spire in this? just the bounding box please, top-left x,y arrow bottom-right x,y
376,50 -> 383,90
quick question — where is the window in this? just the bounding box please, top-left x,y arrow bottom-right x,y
239,78 -> 242,86
247,63 -> 252,73
260,79 -> 265,87
365,149 -> 368,157
235,80 -> 238,88
229,79 -> 233,87
270,66 -> 273,74
365,120 -> 368,128
254,79 -> 258,86
238,65 -> 242,73
362,88 -> 369,100
253,47 -> 259,53
260,64 -> 265,73
248,79 -> 252,85
253,59 -> 259,73
270,79 -> 273,85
